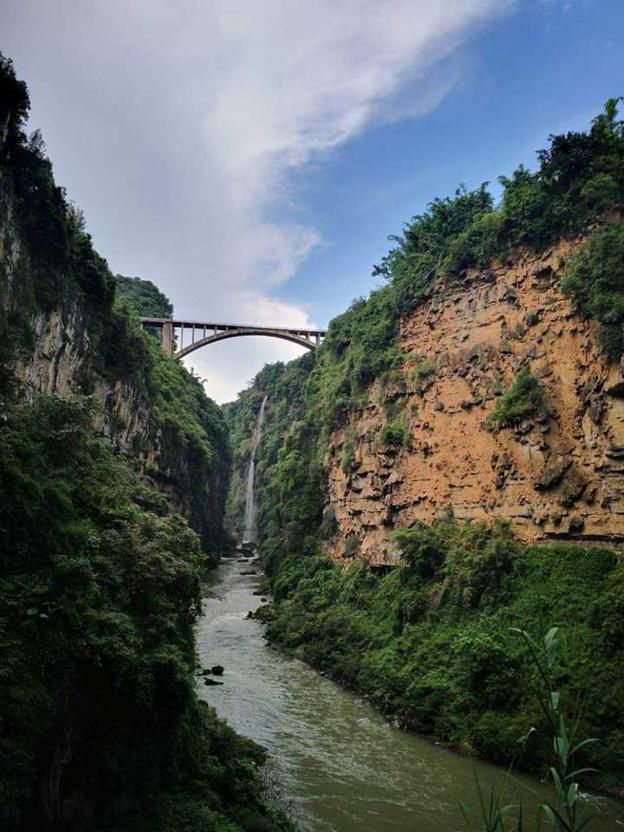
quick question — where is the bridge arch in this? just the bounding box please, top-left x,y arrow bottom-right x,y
176,327 -> 320,359
139,318 -> 325,359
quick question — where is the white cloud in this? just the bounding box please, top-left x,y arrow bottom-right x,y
3,0 -> 510,401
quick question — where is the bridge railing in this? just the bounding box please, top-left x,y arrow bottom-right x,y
139,317 -> 326,358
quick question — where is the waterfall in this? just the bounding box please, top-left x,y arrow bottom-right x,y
242,395 -> 268,544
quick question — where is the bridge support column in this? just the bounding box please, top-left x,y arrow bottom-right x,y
161,322 -> 174,357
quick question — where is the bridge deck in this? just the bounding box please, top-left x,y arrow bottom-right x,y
140,317 -> 325,337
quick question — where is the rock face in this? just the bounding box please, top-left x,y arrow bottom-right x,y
1,187 -> 228,554
13,306 -> 151,454
326,239 -> 624,565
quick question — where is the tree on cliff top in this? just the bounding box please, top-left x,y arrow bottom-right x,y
115,275 -> 173,319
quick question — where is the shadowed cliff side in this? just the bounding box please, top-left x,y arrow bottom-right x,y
0,54 -> 289,832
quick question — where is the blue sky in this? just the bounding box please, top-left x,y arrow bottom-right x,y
3,0 -> 624,401
288,0 -> 624,324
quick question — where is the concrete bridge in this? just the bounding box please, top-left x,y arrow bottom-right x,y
140,317 -> 326,359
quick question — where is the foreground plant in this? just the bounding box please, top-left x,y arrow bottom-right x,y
514,627 -> 598,832
461,772 -> 525,832
465,626 -> 598,832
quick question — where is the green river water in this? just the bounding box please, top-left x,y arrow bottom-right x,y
197,558 -> 624,832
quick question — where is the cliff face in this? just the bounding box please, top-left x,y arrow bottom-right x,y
0,160 -> 229,556
326,238 -> 624,564
12,303 -> 151,450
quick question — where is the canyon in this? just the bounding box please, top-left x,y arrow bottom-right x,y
4,47 -> 624,831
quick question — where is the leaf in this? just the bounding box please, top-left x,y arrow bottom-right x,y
566,781 -> 578,808
567,767 -> 597,780
569,737 -> 599,757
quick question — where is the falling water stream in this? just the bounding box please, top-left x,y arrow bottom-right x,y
243,395 -> 267,543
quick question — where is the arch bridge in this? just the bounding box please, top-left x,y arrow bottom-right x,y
140,317 -> 326,359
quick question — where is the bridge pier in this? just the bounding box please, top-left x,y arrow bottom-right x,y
161,321 -> 174,357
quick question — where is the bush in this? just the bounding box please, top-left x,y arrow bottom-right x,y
489,370 -> 545,427
380,421 -> 407,447
341,438 -> 355,471
562,222 -> 624,359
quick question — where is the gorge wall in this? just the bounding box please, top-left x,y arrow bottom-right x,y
227,100 -> 624,572
327,237 -> 624,565
227,235 -> 624,568
0,177 -> 230,554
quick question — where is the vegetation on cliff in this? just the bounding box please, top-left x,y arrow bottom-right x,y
115,275 -> 173,319
562,222 -> 624,359
488,370 -> 546,428
261,525 -> 624,791
0,397 -> 288,831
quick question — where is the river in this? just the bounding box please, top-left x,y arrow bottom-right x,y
197,559 -> 624,832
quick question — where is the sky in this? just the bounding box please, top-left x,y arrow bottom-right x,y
3,0 -> 624,402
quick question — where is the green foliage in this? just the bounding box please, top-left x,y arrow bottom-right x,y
562,222 -> 624,359
499,98 -> 624,248
489,371 -> 545,428
263,521 -> 624,790
340,438 -> 355,471
441,207 -> 505,275
115,275 -> 173,319
513,627 -> 598,832
344,535 -> 360,558
97,303 -> 153,381
0,397 -> 284,831
379,420 -> 407,448
412,357 -> 435,382
374,184 -> 495,308
149,341 -> 230,557
464,627 -> 600,832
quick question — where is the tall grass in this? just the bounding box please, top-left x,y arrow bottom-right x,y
465,627 -> 598,832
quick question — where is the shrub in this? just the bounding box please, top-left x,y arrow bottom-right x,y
412,357 -> 435,382
380,421 -> 407,447
341,438 -> 355,472
561,222 -> 624,359
344,535 -> 360,558
489,370 -> 545,427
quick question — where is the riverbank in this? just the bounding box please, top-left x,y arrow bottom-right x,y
259,524 -> 624,802
197,558 -> 624,831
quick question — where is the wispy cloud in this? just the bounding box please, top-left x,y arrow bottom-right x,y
3,0 -> 510,401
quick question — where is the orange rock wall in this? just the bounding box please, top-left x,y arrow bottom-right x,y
325,241 -> 624,565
